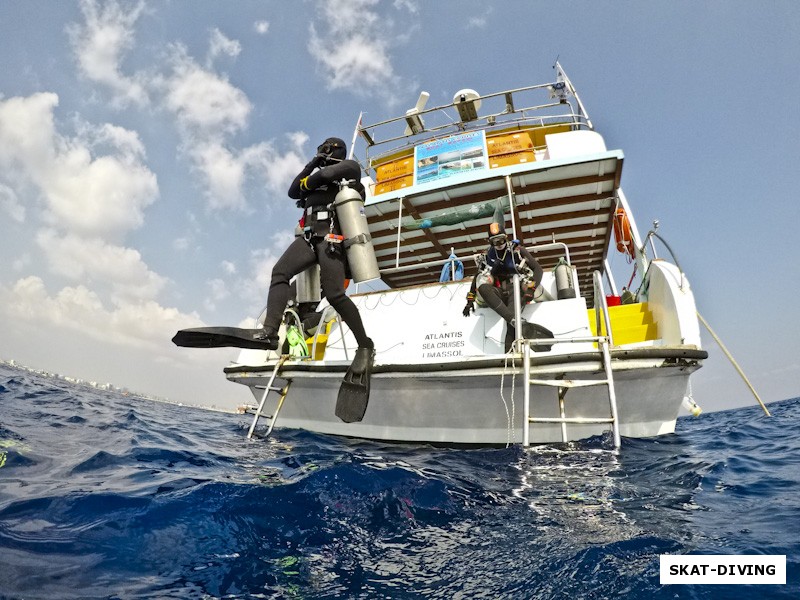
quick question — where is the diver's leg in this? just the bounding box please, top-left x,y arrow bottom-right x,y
263,237 -> 316,332
316,241 -> 372,348
477,283 -> 514,322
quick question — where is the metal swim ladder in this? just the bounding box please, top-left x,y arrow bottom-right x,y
247,355 -> 292,439
521,336 -> 621,449
514,271 -> 621,449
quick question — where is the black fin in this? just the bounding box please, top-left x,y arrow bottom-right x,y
172,327 -> 278,350
335,346 -> 375,423
522,322 -> 555,352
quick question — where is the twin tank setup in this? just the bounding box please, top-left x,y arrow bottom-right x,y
295,182 -> 380,304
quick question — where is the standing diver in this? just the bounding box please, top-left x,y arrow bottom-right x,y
463,221 -> 553,352
258,137 -> 375,421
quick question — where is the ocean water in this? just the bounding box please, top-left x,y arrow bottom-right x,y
0,364 -> 797,600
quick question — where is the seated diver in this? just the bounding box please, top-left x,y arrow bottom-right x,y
257,137 -> 373,357
462,222 -> 553,352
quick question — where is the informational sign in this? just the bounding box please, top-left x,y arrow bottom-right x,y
416,320 -> 485,360
414,130 -> 488,185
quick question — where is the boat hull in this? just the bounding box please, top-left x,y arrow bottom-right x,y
227,349 -> 704,445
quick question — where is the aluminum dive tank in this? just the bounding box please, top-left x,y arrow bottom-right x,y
294,224 -> 321,303
555,262 -> 576,299
333,185 -> 380,283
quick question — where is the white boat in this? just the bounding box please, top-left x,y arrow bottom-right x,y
223,64 -> 706,447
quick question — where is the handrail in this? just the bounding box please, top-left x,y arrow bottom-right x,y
383,240 -> 566,278
529,241 -> 572,266
311,305 -> 347,362
381,253 -> 476,275
592,270 -> 614,347
357,67 -> 594,166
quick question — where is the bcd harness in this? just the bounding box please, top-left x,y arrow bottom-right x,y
474,245 -> 537,304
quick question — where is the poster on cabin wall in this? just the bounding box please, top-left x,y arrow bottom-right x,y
414,130 -> 488,185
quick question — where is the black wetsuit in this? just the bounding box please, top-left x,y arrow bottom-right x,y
263,158 -> 371,347
470,243 -> 544,351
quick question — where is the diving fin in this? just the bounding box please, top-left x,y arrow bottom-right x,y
335,344 -> 375,423
171,327 -> 278,350
521,321 -> 555,353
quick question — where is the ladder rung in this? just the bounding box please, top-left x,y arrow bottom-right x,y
528,378 -> 610,388
529,417 -> 614,424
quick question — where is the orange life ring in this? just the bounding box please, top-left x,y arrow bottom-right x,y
613,208 -> 634,257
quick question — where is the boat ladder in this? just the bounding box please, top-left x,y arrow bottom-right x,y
521,336 -> 621,449
247,355 -> 292,439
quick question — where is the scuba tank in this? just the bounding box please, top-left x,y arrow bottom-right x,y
333,182 -> 380,283
474,269 -> 493,306
554,259 -> 576,299
294,224 -> 322,303
296,264 -> 321,303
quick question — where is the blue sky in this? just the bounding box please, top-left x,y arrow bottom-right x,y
1,0 -> 798,412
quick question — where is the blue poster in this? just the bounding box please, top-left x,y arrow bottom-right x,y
414,130 -> 488,185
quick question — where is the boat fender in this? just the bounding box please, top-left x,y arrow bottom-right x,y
682,395 -> 703,417
555,260 -> 576,299
333,185 -> 380,283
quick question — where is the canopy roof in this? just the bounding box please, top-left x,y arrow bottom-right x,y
363,151 -> 624,299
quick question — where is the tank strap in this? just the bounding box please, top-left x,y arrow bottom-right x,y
343,232 -> 372,249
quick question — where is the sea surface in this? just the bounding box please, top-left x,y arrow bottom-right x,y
0,364 -> 797,599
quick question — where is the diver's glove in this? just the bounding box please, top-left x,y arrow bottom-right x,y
462,293 -> 476,317
305,155 -> 324,170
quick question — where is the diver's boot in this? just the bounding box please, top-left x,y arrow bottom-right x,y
253,326 -> 279,351
510,319 -> 554,352
351,338 -> 375,374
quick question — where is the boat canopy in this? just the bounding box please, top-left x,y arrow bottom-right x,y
355,65 -> 625,299
363,152 -> 623,298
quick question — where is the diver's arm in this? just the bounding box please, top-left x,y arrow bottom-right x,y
302,159 -> 361,193
519,246 -> 544,287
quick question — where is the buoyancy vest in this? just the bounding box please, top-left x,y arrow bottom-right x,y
486,245 -> 523,278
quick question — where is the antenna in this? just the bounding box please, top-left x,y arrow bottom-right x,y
453,89 -> 481,122
404,91 -> 429,136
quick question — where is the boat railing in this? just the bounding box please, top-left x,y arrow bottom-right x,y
592,270 -> 614,346
356,63 -> 593,169
641,222 -> 687,292
380,241 -> 573,287
380,253 -> 477,277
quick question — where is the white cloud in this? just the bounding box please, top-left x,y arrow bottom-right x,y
207,28 -> 242,66
254,21 -> 270,35
36,230 -> 168,302
0,93 -> 159,238
0,276 -> 204,351
308,0 -> 402,98
185,134 -> 307,211
68,0 -> 149,107
67,6 -> 308,213
190,141 -> 250,210
221,260 -> 237,275
164,47 -> 252,137
0,183 -> 25,222
204,277 -> 230,311
230,228 -> 297,316
393,0 -> 419,13
160,46 -> 310,209
466,16 -> 488,29
12,254 -> 31,273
